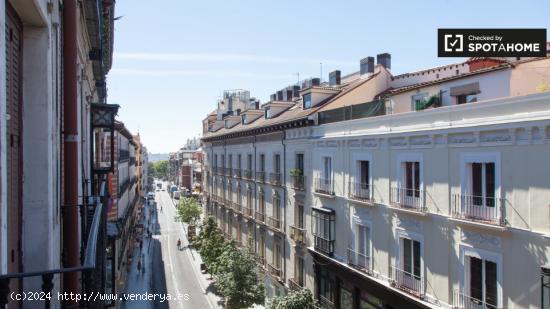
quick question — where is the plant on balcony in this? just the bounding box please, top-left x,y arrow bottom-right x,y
214,244 -> 265,309
268,288 -> 317,309
289,168 -> 303,177
415,95 -> 441,111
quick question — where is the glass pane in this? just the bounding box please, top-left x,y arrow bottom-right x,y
485,163 -> 495,207
472,163 -> 483,205
403,238 -> 412,273
340,288 -> 354,309
414,162 -> 420,196
485,260 -> 498,306
470,256 -> 483,301
406,162 -> 413,195
413,240 -> 421,278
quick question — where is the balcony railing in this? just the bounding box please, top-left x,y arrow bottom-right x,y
390,187 -> 426,212
234,169 -> 242,178
452,194 -> 505,226
256,171 -> 266,183
267,216 -> 282,231
267,263 -> 282,280
225,167 -> 232,176
232,202 -> 241,213
390,265 -> 425,298
347,248 -> 371,274
452,289 -> 500,309
319,295 -> 336,309
288,278 -> 303,291
349,182 -> 373,202
243,206 -> 253,218
313,235 -> 334,255
314,177 -> 333,195
243,169 -> 252,180
255,255 -> 266,267
269,172 -> 282,186
0,179 -> 109,309
255,211 -> 265,223
290,225 -> 306,245
291,174 -> 305,191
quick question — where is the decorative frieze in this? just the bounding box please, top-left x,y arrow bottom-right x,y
461,230 -> 501,249
394,217 -> 422,233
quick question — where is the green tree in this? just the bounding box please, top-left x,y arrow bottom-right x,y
268,288 -> 317,309
149,160 -> 168,179
196,217 -> 225,270
175,197 -> 202,226
214,245 -> 265,309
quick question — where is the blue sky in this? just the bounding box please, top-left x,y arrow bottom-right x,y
107,0 -> 550,153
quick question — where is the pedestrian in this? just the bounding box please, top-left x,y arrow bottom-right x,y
139,239 -> 143,252
137,260 -> 141,273
147,228 -> 150,237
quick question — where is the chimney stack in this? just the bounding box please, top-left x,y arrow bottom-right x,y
329,70 -> 341,86
311,78 -> 321,86
377,53 -> 391,70
360,57 -> 375,75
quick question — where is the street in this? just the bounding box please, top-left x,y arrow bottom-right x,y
151,184 -> 222,309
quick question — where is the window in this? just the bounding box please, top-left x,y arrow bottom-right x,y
323,157 -> 332,181
404,161 -> 420,197
458,94 -> 477,104
274,154 -> 281,173
273,238 -> 282,268
411,93 -> 428,111
303,93 -> 312,109
340,286 -> 354,309
402,238 -> 421,280
259,233 -> 266,258
221,154 -> 225,169
296,153 -> 304,171
242,114 -> 247,124
273,194 -> 281,220
265,107 -> 271,119
312,208 -> 335,254
247,154 -> 253,170
295,256 -> 305,286
319,268 -> 335,304
259,154 -> 265,172
471,162 -> 495,207
214,154 -> 218,169
237,154 -> 242,170
357,225 -> 369,257
236,220 -> 241,242
228,154 -> 232,169
467,256 -> 498,307
258,191 -> 265,214
296,204 -> 304,228
359,160 -> 369,188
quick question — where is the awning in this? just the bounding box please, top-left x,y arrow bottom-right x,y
450,82 -> 480,96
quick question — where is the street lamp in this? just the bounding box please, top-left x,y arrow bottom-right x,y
91,103 -> 120,174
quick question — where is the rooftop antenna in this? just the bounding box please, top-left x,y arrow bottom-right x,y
320,62 -> 323,82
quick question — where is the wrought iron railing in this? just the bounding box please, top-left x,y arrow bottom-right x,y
0,179 -> 109,309
347,248 -> 371,274
256,171 -> 266,183
313,235 -> 334,255
319,295 -> 335,309
291,175 -> 305,191
390,187 -> 426,212
349,182 -> 373,202
243,169 -> 252,180
314,177 -> 333,195
290,226 -> 306,245
452,194 -> 505,226
267,263 -> 282,280
288,278 -> 303,291
255,211 -> 265,223
243,206 -> 253,218
452,289 -> 500,309
233,169 -> 242,178
267,216 -> 282,231
390,265 -> 425,298
269,173 -> 282,186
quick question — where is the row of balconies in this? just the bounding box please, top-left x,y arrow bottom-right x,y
208,168 -> 308,191
313,180 -> 506,227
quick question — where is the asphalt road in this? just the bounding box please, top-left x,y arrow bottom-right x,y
153,185 -> 218,309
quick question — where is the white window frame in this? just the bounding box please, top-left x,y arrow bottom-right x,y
395,229 -> 424,280
459,245 -> 503,308
320,153 -> 334,183
396,153 -> 424,193
352,215 -> 372,268
352,153 -> 373,197
460,152 -> 501,206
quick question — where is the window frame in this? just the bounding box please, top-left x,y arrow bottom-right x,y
460,152 -> 501,209
396,153 -> 424,195
303,93 -> 312,109
460,245 -> 503,308
395,229 -> 424,282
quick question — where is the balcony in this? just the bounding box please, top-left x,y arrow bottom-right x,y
289,225 -> 306,245
347,248 -> 371,274
242,206 -> 253,218
390,187 -> 426,213
267,216 -> 282,231
313,235 -> 334,255
319,295 -> 335,309
349,182 -> 374,204
255,211 -> 265,223
256,171 -> 266,183
452,194 -> 505,226
288,278 -> 303,291
233,169 -> 242,178
232,202 -> 241,213
269,173 -> 282,186
243,169 -> 252,180
255,255 -> 266,267
314,177 -> 334,196
267,263 -> 282,280
452,289 -> 501,309
225,167 -> 232,176
390,266 -> 425,298
291,174 -> 306,191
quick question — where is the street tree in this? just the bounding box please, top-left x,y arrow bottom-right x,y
175,197 -> 202,226
149,160 -> 168,179
196,217 -> 225,270
267,288 -> 318,309
214,245 -> 265,309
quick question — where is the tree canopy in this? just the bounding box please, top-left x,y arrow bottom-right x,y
149,160 -> 168,179
268,288 -> 317,309
175,197 -> 202,226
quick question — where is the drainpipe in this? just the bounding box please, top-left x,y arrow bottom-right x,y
62,0 -> 80,303
282,131 -> 287,286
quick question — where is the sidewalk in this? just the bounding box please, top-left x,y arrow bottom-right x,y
121,201 -> 155,309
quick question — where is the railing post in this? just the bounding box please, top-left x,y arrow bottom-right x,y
0,278 -> 10,309
41,273 -> 54,309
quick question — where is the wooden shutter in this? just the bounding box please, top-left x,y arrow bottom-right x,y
6,3 -> 23,301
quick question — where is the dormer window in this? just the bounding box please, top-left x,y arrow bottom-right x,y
303,93 -> 312,109
241,114 -> 247,124
265,107 -> 271,119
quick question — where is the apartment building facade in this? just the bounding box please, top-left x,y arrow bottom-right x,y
0,0 -> 119,308
202,55 -> 550,308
